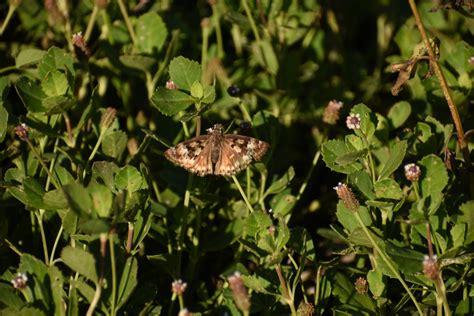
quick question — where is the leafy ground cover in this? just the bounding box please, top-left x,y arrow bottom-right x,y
0,0 -> 473,315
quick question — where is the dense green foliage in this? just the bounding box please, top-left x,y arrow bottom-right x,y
0,0 -> 473,315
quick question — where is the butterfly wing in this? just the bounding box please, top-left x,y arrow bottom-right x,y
164,135 -> 214,176
214,135 -> 269,176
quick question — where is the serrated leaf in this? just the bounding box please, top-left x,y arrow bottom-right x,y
335,149 -> 367,165
270,190 -> 296,217
246,211 -> 272,237
92,161 -> 119,191
42,70 -> 69,96
351,103 -> 377,140
16,48 -> 46,68
419,155 -> 448,197
150,87 -> 195,116
349,170 -> 375,199
201,85 -> 216,104
190,81 -> 203,99
61,246 -> 98,283
38,47 -> 75,79
386,242 -> 424,274
367,270 -> 385,297
42,95 -> 74,114
374,178 -> 403,200
63,183 -> 93,217
379,140 -> 407,179
136,12 -> 168,54
336,203 -> 372,233
15,76 -> 47,112
43,188 -> 68,210
89,182 -> 113,218
387,101 -> 411,129
332,272 -> 377,313
102,131 -> 127,159
168,56 -> 201,91
115,165 -> 143,193
322,139 -> 363,174
240,274 -> 274,295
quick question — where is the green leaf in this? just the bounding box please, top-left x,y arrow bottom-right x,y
15,48 -> 46,68
288,227 -> 316,261
246,211 -> 272,237
270,190 -> 296,217
349,170 -> 375,200
386,242 -> 424,274
48,265 -> 65,316
190,81 -> 203,99
61,246 -> 98,283
91,161 -> 119,191
15,76 -> 47,112
0,283 -> 25,309
0,102 -> 8,142
332,272 -> 377,313
136,12 -> 168,54
351,103 -> 378,140
241,274 -> 274,295
43,188 -> 68,210
168,56 -> 201,91
259,41 -> 279,75
150,87 -> 195,116
119,55 -> 156,72
201,85 -> 216,104
115,165 -> 143,193
89,182 -> 113,218
42,70 -> 69,96
38,47 -> 75,79
63,183 -> 93,217
450,223 -> 466,248
322,139 -> 363,174
42,95 -> 74,114
379,140 -> 407,179
335,149 -> 368,166
102,130 -> 127,159
336,203 -> 372,233
265,166 -> 295,196
387,101 -> 411,129
458,201 -> 474,244
419,154 -> 448,197
116,257 -> 138,310
367,270 -> 385,298
374,178 -> 403,200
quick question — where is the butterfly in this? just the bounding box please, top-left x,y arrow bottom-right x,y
164,124 -> 270,176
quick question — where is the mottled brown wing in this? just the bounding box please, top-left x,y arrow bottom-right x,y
214,135 -> 269,176
164,135 -> 214,176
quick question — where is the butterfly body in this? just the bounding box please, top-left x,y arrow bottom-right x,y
164,124 -> 269,176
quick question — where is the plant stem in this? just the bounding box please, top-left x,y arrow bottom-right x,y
83,127 -> 107,179
117,0 -> 137,47
109,235 -> 117,316
25,139 -> 60,189
232,175 -> 255,213
296,150 -> 321,202
210,2 -> 224,59
241,0 -> 261,44
408,0 -> 472,194
434,275 -> 451,316
275,264 -> 297,316
84,4 -> 99,42
0,2 -> 18,35
49,225 -> 64,265
36,211 -> 50,266
354,211 -> 424,315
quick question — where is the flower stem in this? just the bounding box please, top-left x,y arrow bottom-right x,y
275,264 -> 297,316
232,175 -> 255,213
117,0 -> 137,47
408,0 -> 472,196
354,211 -> 424,315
